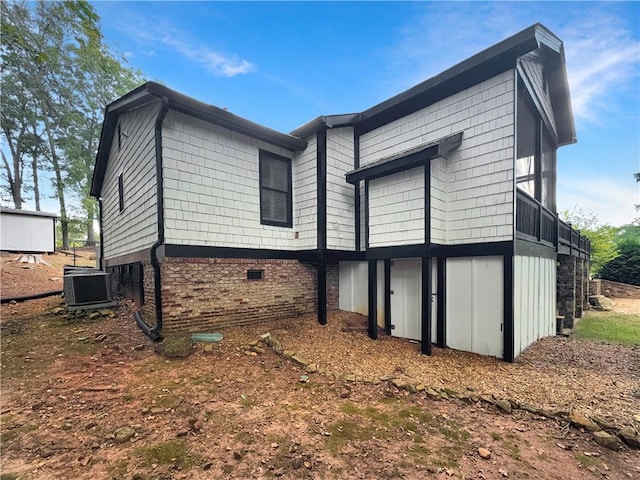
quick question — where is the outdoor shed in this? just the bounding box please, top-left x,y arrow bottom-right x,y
0,208 -> 57,253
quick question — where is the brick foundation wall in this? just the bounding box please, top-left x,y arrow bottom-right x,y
590,279 -> 640,298
141,261 -> 155,319
160,257 -> 319,332
327,261 -> 339,311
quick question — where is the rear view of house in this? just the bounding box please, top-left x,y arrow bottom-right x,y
91,23 -> 589,361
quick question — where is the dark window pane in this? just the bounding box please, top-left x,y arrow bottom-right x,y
259,151 -> 292,226
516,86 -> 537,198
541,133 -> 556,211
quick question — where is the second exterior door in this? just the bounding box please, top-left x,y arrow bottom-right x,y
390,259 -> 436,342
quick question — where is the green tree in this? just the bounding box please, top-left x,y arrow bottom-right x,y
61,42 -> 142,243
1,1 -> 142,247
634,172 -> 639,224
561,207 -> 619,276
599,240 -> 640,286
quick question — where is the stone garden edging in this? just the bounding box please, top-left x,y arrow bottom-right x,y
253,332 -> 640,452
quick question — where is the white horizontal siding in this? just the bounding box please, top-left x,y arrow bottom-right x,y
326,127 -> 355,250
102,102 -> 160,259
162,110 -> 314,250
514,255 -> 556,357
368,167 -> 425,247
430,157 -> 447,244
293,135 -> 317,250
360,71 -> 515,245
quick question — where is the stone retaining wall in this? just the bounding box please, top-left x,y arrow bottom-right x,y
590,279 -> 640,299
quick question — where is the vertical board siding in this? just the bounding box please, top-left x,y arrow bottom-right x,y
360,72 -> 515,245
514,255 -> 556,357
338,261 -> 368,315
338,260 -> 383,319
162,111 -> 316,250
102,102 -> 160,259
326,127 -> 355,250
368,167 -> 425,247
446,256 -> 504,357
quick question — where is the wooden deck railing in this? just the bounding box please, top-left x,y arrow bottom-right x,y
516,190 -> 590,257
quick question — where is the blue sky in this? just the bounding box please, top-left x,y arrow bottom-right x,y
16,1 -> 640,227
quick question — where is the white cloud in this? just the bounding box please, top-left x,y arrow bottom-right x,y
558,176 -> 639,226
562,17 -> 640,121
116,14 -> 253,78
159,33 -> 253,77
388,4 -> 640,123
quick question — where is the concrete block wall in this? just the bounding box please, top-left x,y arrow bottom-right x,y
160,258 -> 319,332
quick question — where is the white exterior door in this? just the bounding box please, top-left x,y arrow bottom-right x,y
446,257 -> 504,357
390,259 -> 437,342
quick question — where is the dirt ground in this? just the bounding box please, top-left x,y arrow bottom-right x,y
1,262 -> 639,479
1,251 -> 96,299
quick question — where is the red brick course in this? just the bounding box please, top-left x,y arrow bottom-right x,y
158,257 -> 337,332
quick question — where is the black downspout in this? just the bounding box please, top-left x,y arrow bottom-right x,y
436,256 -> 446,348
317,126 -> 327,325
98,198 -> 104,271
421,162 -> 432,355
135,96 -> 170,341
354,128 -> 361,251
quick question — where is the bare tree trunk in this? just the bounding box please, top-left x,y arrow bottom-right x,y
40,105 -> 69,249
86,209 -> 95,244
51,154 -> 69,249
1,129 -> 25,209
31,126 -> 41,211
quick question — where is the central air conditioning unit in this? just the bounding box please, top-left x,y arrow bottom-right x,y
63,271 -> 117,311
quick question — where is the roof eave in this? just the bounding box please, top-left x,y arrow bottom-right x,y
290,113 -> 361,138
91,82 -> 308,198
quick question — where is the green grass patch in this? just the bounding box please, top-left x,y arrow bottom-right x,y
325,419 -> 382,453
574,312 -> 640,345
107,459 -> 129,478
0,424 -> 37,447
575,453 -> 598,467
136,440 -> 198,469
1,474 -> 19,480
